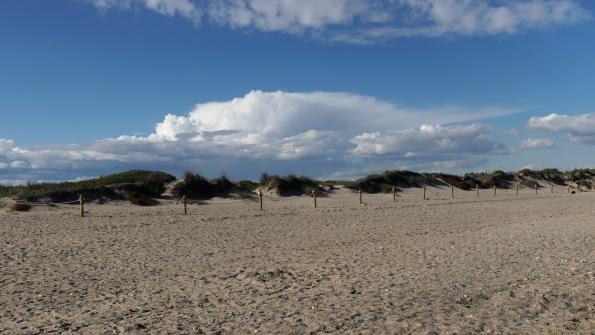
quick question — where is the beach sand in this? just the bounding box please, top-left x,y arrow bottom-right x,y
1,187 -> 594,334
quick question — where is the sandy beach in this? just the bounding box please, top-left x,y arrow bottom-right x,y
1,187 -> 593,334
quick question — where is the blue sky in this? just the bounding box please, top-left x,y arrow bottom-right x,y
2,0 -> 595,183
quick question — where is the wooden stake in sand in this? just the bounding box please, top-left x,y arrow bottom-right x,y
313,190 -> 317,208
182,195 -> 187,215
516,183 -> 519,196
423,186 -> 427,200
392,187 -> 396,203
493,185 -> 497,196
535,184 -> 538,195
476,184 -> 479,197
359,189 -> 363,205
551,184 -> 554,194
258,191 -> 263,211
79,193 -> 85,218
451,186 -> 454,199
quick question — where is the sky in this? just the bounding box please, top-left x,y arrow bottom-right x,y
1,0 -> 595,184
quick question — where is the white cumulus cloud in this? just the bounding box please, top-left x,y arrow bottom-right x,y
528,113 -> 595,144
151,90 -> 519,148
0,138 -> 16,154
350,123 -> 506,156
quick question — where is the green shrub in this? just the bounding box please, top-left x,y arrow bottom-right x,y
171,172 -> 242,199
237,180 -> 259,191
259,174 -> 324,196
0,170 -> 175,202
10,202 -> 32,212
211,175 -> 237,194
348,170 -> 446,193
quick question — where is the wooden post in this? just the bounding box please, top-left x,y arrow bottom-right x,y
493,185 -> 496,196
182,195 -> 187,215
79,193 -> 85,218
258,191 -> 263,211
535,184 -> 538,195
516,183 -> 519,196
451,186 -> 454,199
392,187 -> 396,203
476,184 -> 479,197
551,184 -> 554,194
423,186 -> 426,200
313,190 -> 317,208
359,189 -> 363,205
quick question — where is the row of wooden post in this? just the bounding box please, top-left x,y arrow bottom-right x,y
76,182 -> 577,217
79,194 -> 84,217
472,183 -> 546,198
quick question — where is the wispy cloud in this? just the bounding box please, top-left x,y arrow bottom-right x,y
500,128 -> 520,136
518,137 -> 555,150
206,0 -> 388,33
394,156 -> 489,172
81,0 -> 592,43
89,0 -> 202,23
528,113 -> 595,144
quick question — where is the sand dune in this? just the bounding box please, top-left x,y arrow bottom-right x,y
1,187 -> 593,334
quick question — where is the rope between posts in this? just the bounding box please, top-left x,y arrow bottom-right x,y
54,200 -> 82,204
326,194 -> 371,200
182,201 -> 256,205
10,202 -> 55,207
110,203 -> 170,208
203,201 -> 256,205
11,200 -> 81,206
260,194 -> 287,201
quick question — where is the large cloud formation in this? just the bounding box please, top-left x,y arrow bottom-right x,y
0,90 -> 516,181
528,113 -> 595,144
84,0 -> 591,43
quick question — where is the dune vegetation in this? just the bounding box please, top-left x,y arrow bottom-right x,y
258,174 -> 327,196
0,170 -> 175,203
344,168 -> 593,193
1,168 -> 593,205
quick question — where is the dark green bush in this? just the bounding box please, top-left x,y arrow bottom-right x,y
259,174 -> 324,196
10,202 -> 32,212
0,170 -> 175,202
171,172 -> 242,199
348,170 -> 447,193
237,180 -> 259,191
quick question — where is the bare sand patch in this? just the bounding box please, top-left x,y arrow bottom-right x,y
1,188 -> 593,334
